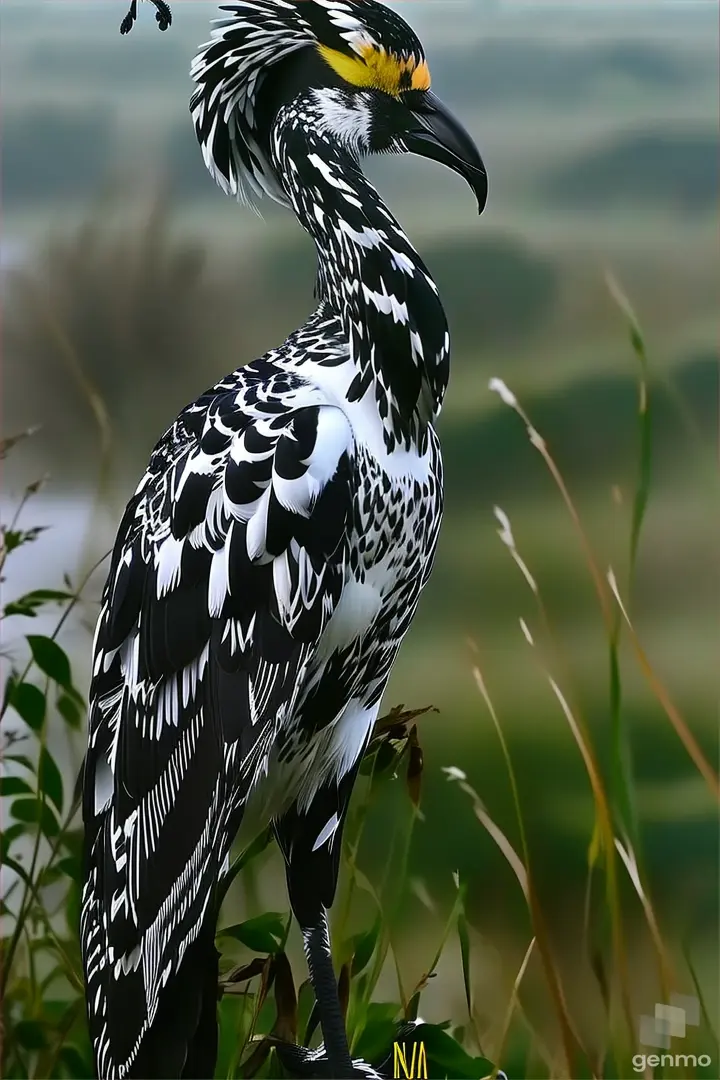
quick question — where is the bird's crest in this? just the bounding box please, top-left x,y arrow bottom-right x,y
188,1 -> 430,208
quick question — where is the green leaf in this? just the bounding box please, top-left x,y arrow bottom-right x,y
7,681 -> 46,732
61,682 -> 86,707
372,740 -> 402,782
352,1002 -> 399,1065
297,978 -> 316,1047
455,874 -> 473,1023
4,600 -> 40,618
57,692 -> 83,730
39,864 -> 66,886
215,826 -> 273,908
14,1019 -> 49,1050
4,588 -> 73,619
1,822 -> 26,858
1,526 -> 46,554
39,746 -> 64,812
31,588 -> 72,602
26,635 -> 72,688
10,796 -> 60,838
350,917 -> 382,977
56,855 -> 82,884
217,912 -> 287,954
411,1022 -> 495,1080
60,827 -> 84,863
59,1045 -> 94,1078
457,911 -> 473,1017
0,776 -> 33,796
3,753 -> 35,772
66,878 -> 81,939
214,995 -> 249,1078
358,748 -> 378,777
405,991 -> 421,1022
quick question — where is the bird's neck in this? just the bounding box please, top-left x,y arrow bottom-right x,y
272,117 -> 450,452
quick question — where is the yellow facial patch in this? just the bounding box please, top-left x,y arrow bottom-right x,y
318,42 -> 431,96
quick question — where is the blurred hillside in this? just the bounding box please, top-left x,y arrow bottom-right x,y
2,0 -> 718,1047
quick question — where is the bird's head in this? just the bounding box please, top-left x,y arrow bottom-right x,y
191,0 -> 486,213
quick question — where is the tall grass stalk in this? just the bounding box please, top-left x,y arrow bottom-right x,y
476,285 -> 715,1077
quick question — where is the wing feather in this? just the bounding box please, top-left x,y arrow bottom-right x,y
81,390 -> 353,1077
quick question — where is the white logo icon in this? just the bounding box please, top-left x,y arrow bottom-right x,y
639,995 -> 700,1049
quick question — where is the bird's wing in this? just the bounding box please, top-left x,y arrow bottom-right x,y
81,384 -> 353,1077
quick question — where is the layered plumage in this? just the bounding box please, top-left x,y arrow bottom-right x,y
82,3 -> 486,1077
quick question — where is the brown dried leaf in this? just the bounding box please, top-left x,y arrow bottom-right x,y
240,1037 -> 272,1079
221,956 -> 268,988
406,726 -> 424,808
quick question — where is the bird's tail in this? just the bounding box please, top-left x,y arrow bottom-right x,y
179,930 -> 220,1080
125,917 -> 219,1079
82,851 -> 219,1079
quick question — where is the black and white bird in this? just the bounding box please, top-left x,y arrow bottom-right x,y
81,2 -> 486,1077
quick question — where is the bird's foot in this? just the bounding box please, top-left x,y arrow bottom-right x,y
271,1022 -> 507,1080
273,1041 -> 383,1079
120,0 -> 171,34
153,0 -> 172,31
119,2 -> 136,34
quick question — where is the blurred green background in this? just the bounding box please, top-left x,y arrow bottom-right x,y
2,0 -> 717,1065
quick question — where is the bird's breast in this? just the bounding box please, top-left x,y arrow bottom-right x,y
352,444 -> 441,574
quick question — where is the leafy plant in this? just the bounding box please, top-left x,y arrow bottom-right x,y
1,444 -> 98,1078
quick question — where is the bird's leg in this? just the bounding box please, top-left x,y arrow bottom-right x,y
273,909 -> 358,1078
303,911 -> 354,1076
273,790 -> 383,1077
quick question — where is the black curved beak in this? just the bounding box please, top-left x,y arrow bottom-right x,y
404,91 -> 487,215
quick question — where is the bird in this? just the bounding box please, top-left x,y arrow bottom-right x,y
81,2 -> 487,1077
